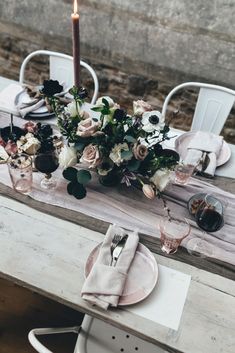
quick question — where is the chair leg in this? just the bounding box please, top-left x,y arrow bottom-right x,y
28,326 -> 81,353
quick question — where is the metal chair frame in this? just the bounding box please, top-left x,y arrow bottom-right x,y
19,50 -> 99,104
162,82 -> 235,134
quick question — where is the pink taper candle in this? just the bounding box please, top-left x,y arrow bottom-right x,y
71,0 -> 80,87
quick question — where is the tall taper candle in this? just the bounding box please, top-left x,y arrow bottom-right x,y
71,0 -> 80,87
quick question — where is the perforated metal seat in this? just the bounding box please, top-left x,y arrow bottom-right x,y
28,315 -> 165,353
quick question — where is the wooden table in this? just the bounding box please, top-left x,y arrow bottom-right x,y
0,180 -> 235,353
0,76 -> 235,353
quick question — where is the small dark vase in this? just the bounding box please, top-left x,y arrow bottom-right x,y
99,170 -> 121,187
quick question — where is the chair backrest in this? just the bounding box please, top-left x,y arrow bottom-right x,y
19,50 -> 99,104
161,82 -> 235,134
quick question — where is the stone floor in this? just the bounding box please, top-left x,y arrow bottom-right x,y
0,278 -> 83,353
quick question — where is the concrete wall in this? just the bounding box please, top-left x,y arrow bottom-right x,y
0,0 -> 234,87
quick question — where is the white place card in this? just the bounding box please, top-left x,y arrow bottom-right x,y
126,265 -> 191,331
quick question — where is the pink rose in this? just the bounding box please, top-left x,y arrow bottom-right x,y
80,144 -> 101,169
76,118 -> 100,137
80,110 -> 90,120
133,144 -> 148,161
133,100 -> 152,116
23,121 -> 37,133
5,141 -> 18,155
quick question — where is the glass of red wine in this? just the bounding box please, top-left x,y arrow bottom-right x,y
187,194 -> 225,257
34,149 -> 59,189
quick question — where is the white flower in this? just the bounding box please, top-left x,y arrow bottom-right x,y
142,111 -> 164,133
109,143 -> 132,166
96,96 -> 115,107
150,169 -> 171,192
59,146 -> 77,169
64,100 -> 80,117
133,100 -> 152,116
17,133 -> 41,155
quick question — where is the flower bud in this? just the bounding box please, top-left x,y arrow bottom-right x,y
142,184 -> 155,200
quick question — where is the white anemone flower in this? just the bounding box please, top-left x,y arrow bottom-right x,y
142,110 -> 164,133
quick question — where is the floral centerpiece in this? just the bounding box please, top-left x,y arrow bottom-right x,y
46,82 -> 179,200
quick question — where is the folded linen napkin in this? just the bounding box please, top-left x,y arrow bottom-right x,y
184,131 -> 223,177
17,98 -> 46,118
0,83 -> 23,115
81,224 -> 139,310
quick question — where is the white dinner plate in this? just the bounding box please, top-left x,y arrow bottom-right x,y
85,242 -> 158,306
175,131 -> 231,167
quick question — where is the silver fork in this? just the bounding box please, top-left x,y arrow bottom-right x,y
110,234 -> 122,265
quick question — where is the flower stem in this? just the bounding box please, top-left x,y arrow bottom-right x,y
161,194 -> 172,221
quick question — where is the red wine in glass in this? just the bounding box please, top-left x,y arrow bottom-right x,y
34,153 -> 59,174
34,150 -> 59,189
195,207 -> 224,232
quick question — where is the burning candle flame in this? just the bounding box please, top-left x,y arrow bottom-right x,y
73,0 -> 78,14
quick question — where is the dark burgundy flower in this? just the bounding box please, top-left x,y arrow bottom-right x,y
78,87 -> 88,99
113,109 -> 127,121
41,80 -> 63,96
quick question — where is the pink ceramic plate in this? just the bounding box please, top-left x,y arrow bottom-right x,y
175,132 -> 231,167
85,243 -> 158,306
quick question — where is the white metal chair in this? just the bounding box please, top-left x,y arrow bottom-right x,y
28,314 -> 165,353
161,82 -> 235,134
19,50 -> 99,104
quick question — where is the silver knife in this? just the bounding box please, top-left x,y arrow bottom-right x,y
111,234 -> 128,267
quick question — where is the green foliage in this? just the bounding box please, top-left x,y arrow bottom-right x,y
45,87 -> 177,200
63,167 -> 90,200
127,159 -> 141,172
67,181 -> 87,199
121,150 -> 133,160
77,170 -> 92,185
63,167 -> 78,181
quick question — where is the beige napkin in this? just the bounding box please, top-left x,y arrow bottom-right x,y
184,131 -> 223,177
81,224 -> 139,310
17,98 -> 45,118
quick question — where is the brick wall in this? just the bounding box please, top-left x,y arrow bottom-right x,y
0,1 -> 234,142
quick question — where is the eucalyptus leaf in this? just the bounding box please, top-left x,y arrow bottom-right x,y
67,181 -> 77,195
124,135 -> 136,143
63,167 -> 77,181
121,150 -> 133,160
128,159 -> 141,171
75,142 -> 85,151
77,169 -> 92,185
72,183 -> 87,199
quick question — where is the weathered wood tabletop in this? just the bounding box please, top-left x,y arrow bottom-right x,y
0,178 -> 235,353
0,76 -> 235,353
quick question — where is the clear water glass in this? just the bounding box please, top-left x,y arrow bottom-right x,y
174,163 -> 195,185
159,217 -> 191,254
7,153 -> 33,194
